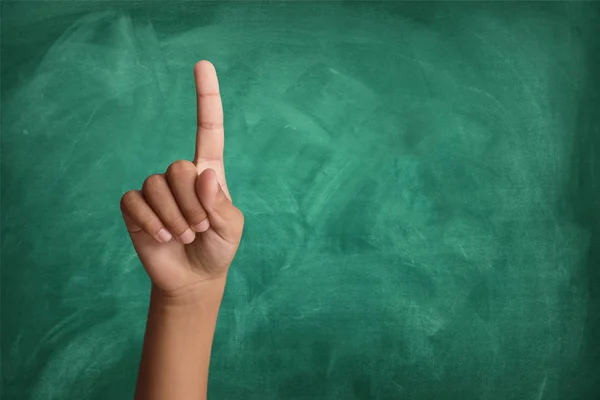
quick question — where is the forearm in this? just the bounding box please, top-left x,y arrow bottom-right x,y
135,278 -> 227,400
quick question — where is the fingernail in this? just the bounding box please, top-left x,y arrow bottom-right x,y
178,228 -> 196,244
157,229 -> 172,243
193,219 -> 210,232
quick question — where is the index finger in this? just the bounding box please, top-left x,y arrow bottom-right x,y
193,60 -> 224,164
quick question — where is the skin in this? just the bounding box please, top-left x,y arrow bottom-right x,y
120,60 -> 244,400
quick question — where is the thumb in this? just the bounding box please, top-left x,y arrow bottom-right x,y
196,168 -> 244,244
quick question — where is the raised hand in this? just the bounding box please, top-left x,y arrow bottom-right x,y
120,61 -> 244,296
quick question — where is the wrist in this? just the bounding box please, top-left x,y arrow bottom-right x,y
151,276 -> 227,309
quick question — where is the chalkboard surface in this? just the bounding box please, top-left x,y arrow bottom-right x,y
2,1 -> 599,399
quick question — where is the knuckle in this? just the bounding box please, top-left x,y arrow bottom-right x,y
120,190 -> 138,210
166,160 -> 195,179
142,174 -> 164,194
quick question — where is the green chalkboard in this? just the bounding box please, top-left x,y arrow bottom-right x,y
2,1 -> 599,399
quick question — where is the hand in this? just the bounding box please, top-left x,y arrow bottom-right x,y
120,61 -> 244,296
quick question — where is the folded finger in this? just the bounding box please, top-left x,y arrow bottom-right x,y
142,174 -> 196,245
165,160 -> 210,233
120,190 -> 173,243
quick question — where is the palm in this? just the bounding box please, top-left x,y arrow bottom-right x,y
123,62 -> 243,293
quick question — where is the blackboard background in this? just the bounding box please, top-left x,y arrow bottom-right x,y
2,1 -> 599,399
